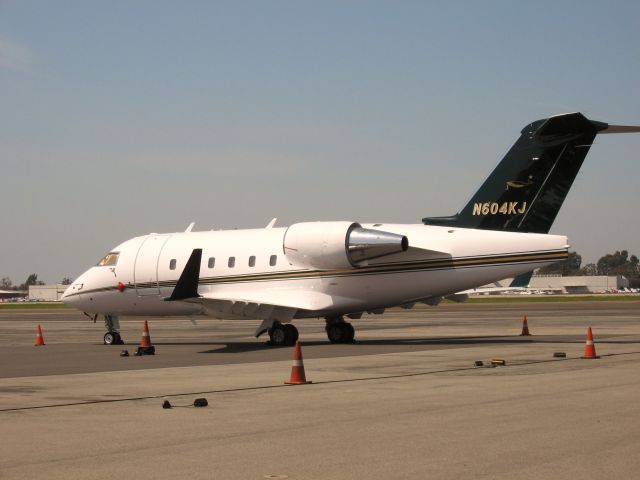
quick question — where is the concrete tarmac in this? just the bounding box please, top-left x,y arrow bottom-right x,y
1,301 -> 639,479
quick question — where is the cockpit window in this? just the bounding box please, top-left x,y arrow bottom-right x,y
97,252 -> 120,266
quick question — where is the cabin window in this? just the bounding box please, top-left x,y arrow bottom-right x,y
169,259 -> 177,270
97,252 -> 120,266
270,255 -> 277,266
208,257 -> 215,269
249,256 -> 256,267
228,257 -> 235,268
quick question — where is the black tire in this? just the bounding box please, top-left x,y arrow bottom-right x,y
344,323 -> 355,343
326,323 -> 347,343
284,324 -> 299,346
268,324 -> 287,347
104,332 -> 116,345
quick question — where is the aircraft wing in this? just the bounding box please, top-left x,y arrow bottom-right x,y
195,288 -> 336,318
167,249 -> 345,336
192,289 -> 337,338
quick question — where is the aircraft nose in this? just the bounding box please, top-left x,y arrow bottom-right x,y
61,278 -> 85,307
61,285 -> 76,305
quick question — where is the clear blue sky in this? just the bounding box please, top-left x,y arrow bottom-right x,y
1,0 -> 639,283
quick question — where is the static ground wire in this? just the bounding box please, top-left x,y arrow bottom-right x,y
1,350 -> 639,413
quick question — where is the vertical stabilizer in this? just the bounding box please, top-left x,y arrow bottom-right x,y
423,112 -> 614,233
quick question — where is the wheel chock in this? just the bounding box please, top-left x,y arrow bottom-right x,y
193,398 -> 208,407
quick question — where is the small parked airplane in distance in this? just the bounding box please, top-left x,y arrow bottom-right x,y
62,113 -> 640,346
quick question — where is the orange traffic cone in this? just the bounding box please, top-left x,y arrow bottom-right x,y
581,327 -> 600,359
139,320 -> 152,347
520,316 -> 531,336
285,341 -> 312,385
34,324 -> 45,346
135,320 -> 155,355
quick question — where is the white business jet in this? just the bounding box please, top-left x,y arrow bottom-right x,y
62,113 -> 639,346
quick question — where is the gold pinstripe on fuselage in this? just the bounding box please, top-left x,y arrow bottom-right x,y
65,248 -> 567,298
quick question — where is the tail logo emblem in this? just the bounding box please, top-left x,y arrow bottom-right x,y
506,175 -> 534,190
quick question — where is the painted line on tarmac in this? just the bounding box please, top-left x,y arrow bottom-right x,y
1,351 -> 639,413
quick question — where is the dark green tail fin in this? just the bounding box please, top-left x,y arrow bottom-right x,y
423,112 -> 639,233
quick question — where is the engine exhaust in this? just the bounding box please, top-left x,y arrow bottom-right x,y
347,227 -> 409,264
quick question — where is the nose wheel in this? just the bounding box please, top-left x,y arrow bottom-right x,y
325,317 -> 355,343
103,315 -> 124,345
104,331 -> 124,345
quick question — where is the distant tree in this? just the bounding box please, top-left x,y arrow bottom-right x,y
538,251 -> 582,276
579,263 -> 597,276
594,250 -> 640,288
18,273 -> 42,291
1,277 -> 12,289
61,277 -> 72,285
538,249 -> 640,286
597,250 -> 639,278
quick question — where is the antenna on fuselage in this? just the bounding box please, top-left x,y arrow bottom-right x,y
265,218 -> 277,229
184,222 -> 195,233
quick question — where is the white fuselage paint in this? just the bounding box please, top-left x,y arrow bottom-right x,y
62,223 -> 568,320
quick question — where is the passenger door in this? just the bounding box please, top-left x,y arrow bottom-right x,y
134,234 -> 171,296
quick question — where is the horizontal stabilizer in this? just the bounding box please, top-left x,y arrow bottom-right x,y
600,124 -> 640,134
166,249 -> 202,301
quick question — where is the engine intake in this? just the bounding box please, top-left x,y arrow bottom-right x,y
283,221 -> 408,270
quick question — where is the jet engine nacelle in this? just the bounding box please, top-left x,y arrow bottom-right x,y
283,221 -> 409,270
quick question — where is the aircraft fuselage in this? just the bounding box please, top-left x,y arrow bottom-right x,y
63,223 -> 568,319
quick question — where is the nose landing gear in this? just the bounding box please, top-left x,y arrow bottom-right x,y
103,315 -> 124,345
104,331 -> 124,345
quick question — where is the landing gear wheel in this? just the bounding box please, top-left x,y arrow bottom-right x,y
284,324 -> 299,345
268,324 -> 287,347
268,323 -> 298,346
104,332 -> 124,345
327,322 -> 346,343
344,323 -> 355,343
326,319 -> 355,344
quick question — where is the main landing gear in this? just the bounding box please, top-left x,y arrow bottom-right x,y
103,315 -> 124,345
325,316 -> 355,344
268,321 -> 299,347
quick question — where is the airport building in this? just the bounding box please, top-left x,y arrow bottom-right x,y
529,275 -> 629,294
28,284 -> 68,301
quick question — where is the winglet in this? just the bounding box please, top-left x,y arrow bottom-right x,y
165,249 -> 202,301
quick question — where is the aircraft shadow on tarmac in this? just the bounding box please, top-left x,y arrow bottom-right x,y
190,334 -> 640,354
